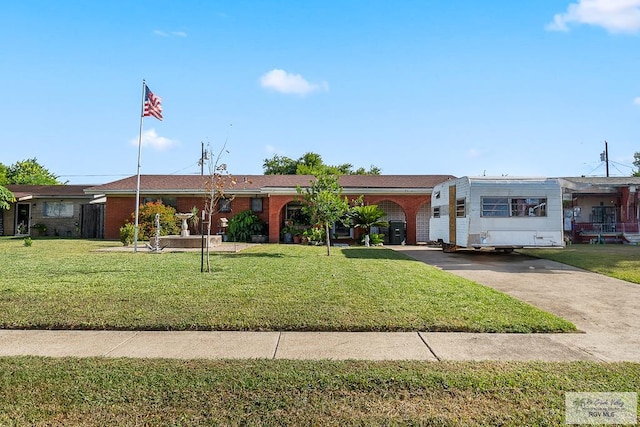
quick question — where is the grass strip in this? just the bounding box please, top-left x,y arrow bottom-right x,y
521,244 -> 640,284
0,357 -> 638,426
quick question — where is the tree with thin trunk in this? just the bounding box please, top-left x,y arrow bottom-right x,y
203,142 -> 235,272
297,174 -> 350,256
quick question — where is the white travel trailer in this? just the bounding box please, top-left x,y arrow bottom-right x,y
429,177 -> 564,252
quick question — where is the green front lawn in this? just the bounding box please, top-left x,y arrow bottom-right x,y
0,239 -> 574,332
521,244 -> 640,284
1,357 -> 638,426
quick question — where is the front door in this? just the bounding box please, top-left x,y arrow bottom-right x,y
591,205 -> 617,232
15,203 -> 30,235
448,185 -> 456,245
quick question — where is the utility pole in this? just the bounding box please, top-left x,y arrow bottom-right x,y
600,141 -> 610,177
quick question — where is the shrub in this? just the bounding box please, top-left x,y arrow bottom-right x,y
303,227 -> 325,245
130,201 -> 180,239
369,233 -> 384,245
32,223 -> 47,236
119,223 -> 137,246
23,237 -> 33,247
228,210 -> 265,242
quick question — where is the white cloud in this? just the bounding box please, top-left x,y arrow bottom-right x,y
547,0 -> 640,33
467,148 -> 482,159
131,129 -> 177,150
634,97 -> 640,105
259,69 -> 329,95
153,30 -> 187,38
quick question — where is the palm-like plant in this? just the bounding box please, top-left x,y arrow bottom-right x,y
350,204 -> 388,246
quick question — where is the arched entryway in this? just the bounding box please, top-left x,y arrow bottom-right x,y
375,200 -> 406,244
279,201 -> 310,243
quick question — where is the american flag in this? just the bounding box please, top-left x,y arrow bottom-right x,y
143,84 -> 163,121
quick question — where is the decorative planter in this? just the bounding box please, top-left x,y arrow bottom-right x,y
251,235 -> 268,243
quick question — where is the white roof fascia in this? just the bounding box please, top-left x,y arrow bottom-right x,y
89,187 -> 434,197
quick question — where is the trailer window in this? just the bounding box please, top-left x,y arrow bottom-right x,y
482,197 -> 547,217
433,207 -> 440,218
511,198 -> 547,217
456,198 -> 466,217
481,197 -> 509,217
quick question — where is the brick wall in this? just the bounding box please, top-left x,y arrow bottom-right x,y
104,195 -> 271,240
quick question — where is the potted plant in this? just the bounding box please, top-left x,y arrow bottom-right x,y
281,225 -> 294,243
250,220 -> 268,243
350,204 -> 389,247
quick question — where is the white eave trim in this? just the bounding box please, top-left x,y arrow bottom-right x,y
87,187 -> 434,197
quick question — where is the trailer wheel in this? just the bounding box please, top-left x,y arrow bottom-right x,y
442,243 -> 458,253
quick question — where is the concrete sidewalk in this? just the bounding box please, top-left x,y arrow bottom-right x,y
0,330 -> 596,361
1,246 -> 638,362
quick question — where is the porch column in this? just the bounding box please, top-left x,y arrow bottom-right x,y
404,206 -> 418,245
267,195 -> 293,243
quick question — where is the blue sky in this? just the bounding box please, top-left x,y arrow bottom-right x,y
2,0 -> 640,184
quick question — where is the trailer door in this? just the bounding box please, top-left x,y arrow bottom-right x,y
449,184 -> 456,245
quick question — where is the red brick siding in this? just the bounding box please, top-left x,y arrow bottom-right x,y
265,193 -> 431,245
104,195 -> 271,240
104,197 -> 136,240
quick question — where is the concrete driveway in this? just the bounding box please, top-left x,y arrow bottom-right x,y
393,246 -> 640,362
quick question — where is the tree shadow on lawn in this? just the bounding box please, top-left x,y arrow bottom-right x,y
215,252 -> 286,259
341,247 -> 415,261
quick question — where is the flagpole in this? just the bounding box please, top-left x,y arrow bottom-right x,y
134,79 -> 146,253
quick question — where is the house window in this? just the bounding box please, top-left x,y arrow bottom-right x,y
44,202 -> 74,218
456,198 -> 466,218
251,198 -> 263,212
433,206 -> 441,218
219,199 -> 232,213
142,197 -> 177,208
481,197 -> 509,217
333,220 -> 353,239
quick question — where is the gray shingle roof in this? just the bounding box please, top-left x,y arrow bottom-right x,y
86,174 -> 457,195
6,185 -> 94,200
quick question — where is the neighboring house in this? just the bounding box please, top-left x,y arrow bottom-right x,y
85,174 -> 456,244
2,185 -> 105,238
559,177 -> 640,243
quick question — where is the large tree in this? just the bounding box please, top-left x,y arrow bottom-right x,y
0,163 -> 8,186
0,186 -> 15,210
0,163 -> 12,210
297,174 -> 350,256
633,152 -> 640,177
264,152 -> 380,175
5,158 -> 63,185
